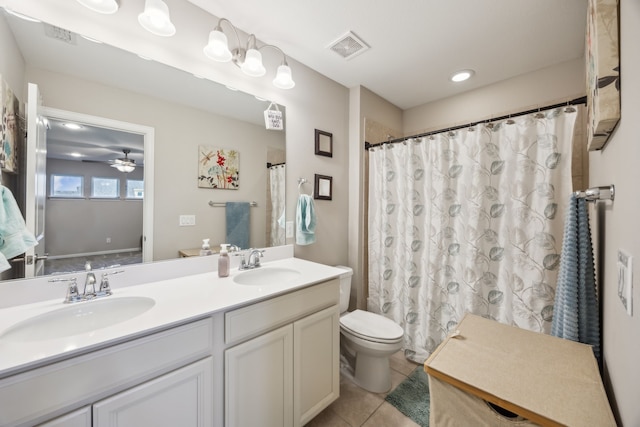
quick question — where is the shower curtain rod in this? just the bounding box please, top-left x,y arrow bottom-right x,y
575,185 -> 615,202
364,95 -> 587,150
267,161 -> 286,168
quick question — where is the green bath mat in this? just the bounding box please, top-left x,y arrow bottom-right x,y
385,365 -> 430,427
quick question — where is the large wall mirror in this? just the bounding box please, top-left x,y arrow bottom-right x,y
0,10 -> 286,282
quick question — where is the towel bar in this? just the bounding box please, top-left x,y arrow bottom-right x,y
209,201 -> 258,207
574,185 -> 614,202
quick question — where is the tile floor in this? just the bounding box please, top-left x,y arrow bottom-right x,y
305,351 -> 422,427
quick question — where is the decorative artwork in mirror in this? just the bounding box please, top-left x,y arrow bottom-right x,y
198,146 -> 239,189
314,174 -> 332,201
1,78 -> 22,173
314,129 -> 333,157
586,0 -> 620,151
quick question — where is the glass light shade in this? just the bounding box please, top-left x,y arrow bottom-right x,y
273,64 -> 295,89
112,163 -> 135,173
241,48 -> 266,77
138,0 -> 176,37
203,30 -> 232,62
76,0 -> 119,14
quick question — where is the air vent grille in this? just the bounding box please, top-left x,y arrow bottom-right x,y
44,24 -> 77,45
327,31 -> 369,60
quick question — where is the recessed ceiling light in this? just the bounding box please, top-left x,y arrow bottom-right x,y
70,152 -> 83,158
62,123 -> 83,130
450,69 -> 475,83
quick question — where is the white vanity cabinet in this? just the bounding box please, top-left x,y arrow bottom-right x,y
1,318 -> 214,427
224,279 -> 340,427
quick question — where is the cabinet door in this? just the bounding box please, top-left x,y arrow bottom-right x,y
37,407 -> 91,427
225,324 -> 293,427
293,305 -> 340,426
93,357 -> 213,427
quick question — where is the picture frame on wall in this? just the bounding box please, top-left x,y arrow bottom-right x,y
586,0 -> 620,151
314,129 -> 333,157
314,174 -> 332,200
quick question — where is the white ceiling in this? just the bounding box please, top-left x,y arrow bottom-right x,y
188,0 -> 587,109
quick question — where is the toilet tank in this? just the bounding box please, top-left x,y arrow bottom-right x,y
335,265 -> 353,314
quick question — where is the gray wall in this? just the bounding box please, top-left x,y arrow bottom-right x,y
46,158 -> 143,256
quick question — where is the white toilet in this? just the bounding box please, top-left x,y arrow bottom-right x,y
336,266 -> 404,393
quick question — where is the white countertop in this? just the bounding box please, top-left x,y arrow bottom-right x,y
0,257 -> 344,378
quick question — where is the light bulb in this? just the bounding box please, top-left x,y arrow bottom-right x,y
138,0 -> 176,37
241,48 -> 266,77
273,64 -> 295,89
203,30 -> 232,62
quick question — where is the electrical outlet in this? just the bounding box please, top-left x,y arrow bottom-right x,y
179,215 -> 196,226
617,249 -> 633,316
286,221 -> 294,238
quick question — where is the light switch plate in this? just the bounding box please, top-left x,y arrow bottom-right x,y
179,215 -> 196,226
286,221 -> 294,238
617,249 -> 633,316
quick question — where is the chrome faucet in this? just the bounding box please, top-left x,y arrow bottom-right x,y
247,249 -> 265,268
49,276 -> 82,304
98,270 -> 124,297
236,248 -> 265,270
83,261 -> 97,298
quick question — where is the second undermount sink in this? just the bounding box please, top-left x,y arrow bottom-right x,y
0,296 -> 156,343
233,267 -> 301,286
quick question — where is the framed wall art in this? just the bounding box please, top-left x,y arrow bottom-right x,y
1,77 -> 21,173
314,129 -> 333,157
198,145 -> 239,189
586,0 -> 620,151
314,174 -> 332,200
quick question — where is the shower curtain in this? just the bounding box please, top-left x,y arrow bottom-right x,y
269,164 -> 286,247
368,108 -> 577,362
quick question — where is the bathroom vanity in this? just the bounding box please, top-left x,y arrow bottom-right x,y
0,252 -> 342,427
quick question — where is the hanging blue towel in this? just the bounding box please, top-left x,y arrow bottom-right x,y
551,193 -> 600,362
296,194 -> 316,245
225,202 -> 250,249
0,185 -> 38,273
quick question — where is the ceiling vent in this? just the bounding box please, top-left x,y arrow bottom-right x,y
327,31 -> 369,60
44,24 -> 76,45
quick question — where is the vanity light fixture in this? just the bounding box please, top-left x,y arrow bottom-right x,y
203,18 -> 295,89
138,0 -> 176,37
450,69 -> 475,83
75,0 -> 119,15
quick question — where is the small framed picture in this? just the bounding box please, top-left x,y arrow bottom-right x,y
314,129 -> 333,157
314,174 -> 332,200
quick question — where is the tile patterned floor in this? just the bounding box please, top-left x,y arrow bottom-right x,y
305,351 -> 422,427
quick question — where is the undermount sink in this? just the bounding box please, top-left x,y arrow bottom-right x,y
0,296 -> 155,342
233,267 -> 301,286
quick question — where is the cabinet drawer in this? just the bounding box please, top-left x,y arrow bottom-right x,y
0,318 -> 213,427
225,279 -> 339,345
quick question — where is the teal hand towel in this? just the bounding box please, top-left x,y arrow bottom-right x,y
226,202 -> 250,249
296,194 -> 316,245
0,185 -> 38,272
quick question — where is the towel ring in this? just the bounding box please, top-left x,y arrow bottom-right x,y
298,178 -> 309,196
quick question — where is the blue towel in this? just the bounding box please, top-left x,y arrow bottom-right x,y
551,194 -> 600,362
296,194 -> 316,245
225,202 -> 250,249
0,185 -> 38,272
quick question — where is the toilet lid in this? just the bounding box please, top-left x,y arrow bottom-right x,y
340,309 -> 404,341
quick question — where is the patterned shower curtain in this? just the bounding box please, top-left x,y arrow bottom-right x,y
368,108 -> 577,362
269,164 -> 286,246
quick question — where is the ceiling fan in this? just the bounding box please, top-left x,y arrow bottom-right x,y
110,149 -> 136,173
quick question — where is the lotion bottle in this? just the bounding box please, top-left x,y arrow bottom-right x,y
218,244 -> 230,277
199,239 -> 212,256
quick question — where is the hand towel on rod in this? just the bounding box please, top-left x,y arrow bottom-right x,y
225,202 -> 250,250
296,194 -> 316,245
551,193 -> 600,363
0,185 -> 38,273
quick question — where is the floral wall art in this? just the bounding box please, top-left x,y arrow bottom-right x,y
1,77 -> 21,174
198,145 -> 239,189
586,0 -> 620,151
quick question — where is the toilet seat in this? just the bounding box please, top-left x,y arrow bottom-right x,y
340,310 -> 404,344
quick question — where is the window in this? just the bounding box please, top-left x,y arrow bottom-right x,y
50,174 -> 84,198
126,179 -> 144,199
91,177 -> 119,199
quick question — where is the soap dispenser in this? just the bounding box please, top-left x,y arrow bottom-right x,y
200,239 -> 213,256
218,244 -> 230,277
